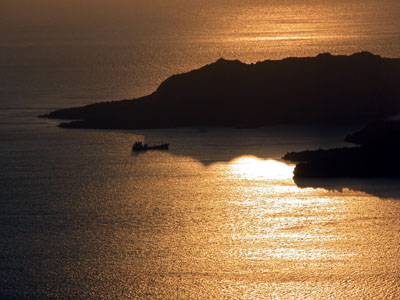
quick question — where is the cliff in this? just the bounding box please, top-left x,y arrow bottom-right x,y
41,52 -> 400,129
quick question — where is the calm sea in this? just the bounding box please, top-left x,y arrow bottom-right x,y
1,0 -> 400,299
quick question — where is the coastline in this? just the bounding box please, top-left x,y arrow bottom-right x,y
40,52 -> 400,130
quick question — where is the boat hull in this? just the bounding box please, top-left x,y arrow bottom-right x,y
132,144 -> 169,152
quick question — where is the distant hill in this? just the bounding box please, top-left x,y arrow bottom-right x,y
345,119 -> 400,145
283,120 -> 400,178
40,52 -> 400,129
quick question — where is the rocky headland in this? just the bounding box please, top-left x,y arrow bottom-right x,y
283,120 -> 400,178
40,52 -> 400,129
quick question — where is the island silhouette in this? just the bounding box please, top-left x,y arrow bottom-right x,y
41,52 -> 400,129
293,177 -> 400,200
283,120 -> 400,178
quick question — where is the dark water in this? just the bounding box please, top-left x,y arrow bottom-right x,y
1,0 -> 400,298
1,0 -> 400,109
1,113 -> 400,299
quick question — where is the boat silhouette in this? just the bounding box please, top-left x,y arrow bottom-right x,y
132,141 -> 169,152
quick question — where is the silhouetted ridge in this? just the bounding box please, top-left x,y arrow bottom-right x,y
40,52 -> 400,129
293,177 -> 400,199
345,119 -> 400,145
283,120 -> 400,178
284,144 -> 400,178
350,51 -> 381,59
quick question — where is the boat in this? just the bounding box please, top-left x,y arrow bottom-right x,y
132,141 -> 169,152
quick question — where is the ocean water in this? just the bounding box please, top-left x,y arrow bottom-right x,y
1,0 -> 400,108
1,0 -> 400,299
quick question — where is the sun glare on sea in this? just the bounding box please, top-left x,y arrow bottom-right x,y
227,156 -> 295,180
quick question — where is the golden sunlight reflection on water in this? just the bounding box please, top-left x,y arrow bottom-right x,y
108,148 -> 400,299
208,156 -> 359,266
222,156 -> 295,180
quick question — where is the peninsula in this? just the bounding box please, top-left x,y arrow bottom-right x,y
40,52 -> 400,129
283,120 -> 400,178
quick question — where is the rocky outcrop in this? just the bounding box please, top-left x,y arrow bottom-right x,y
40,52 -> 400,129
284,120 -> 400,178
345,119 -> 400,145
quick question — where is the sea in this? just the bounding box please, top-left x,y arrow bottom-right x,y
1,0 -> 400,299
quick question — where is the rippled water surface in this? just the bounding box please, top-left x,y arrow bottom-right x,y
1,116 -> 399,299
1,0 -> 400,299
1,0 -> 400,108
